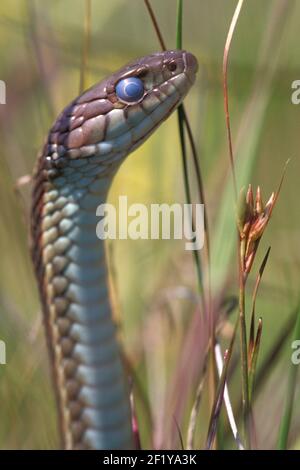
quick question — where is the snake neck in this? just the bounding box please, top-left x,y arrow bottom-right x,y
31,155 -> 134,449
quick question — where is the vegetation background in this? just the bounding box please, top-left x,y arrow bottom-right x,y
0,0 -> 299,449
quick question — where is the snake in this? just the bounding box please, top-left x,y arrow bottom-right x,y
30,49 -> 198,450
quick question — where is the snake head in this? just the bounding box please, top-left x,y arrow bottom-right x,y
106,49 -> 198,104
46,50 -> 198,164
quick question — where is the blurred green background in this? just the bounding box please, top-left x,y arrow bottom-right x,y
0,0 -> 299,449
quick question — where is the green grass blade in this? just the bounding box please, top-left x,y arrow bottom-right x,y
176,0 -> 183,49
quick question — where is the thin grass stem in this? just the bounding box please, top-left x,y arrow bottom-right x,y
206,318 -> 239,449
238,241 -> 251,449
176,0 -> 183,50
186,368 -> 206,450
223,0 -> 244,200
249,247 -> 271,360
248,318 -> 263,402
144,0 -> 167,50
79,0 -> 91,94
215,342 -> 244,450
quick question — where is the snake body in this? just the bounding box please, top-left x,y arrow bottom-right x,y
31,50 -> 198,449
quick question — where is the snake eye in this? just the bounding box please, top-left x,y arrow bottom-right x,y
115,77 -> 144,103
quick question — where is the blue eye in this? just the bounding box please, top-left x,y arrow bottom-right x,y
115,77 -> 144,103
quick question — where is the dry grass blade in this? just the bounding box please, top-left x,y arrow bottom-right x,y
223,0 -> 244,199
206,319 -> 238,450
144,0 -> 167,51
173,415 -> 185,450
79,0 -> 92,93
274,159 -> 290,205
215,342 -> 244,450
130,389 -> 141,450
222,0 -> 249,448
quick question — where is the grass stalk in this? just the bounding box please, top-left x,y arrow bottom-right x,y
248,318 -> 263,402
144,0 -> 209,299
238,241 -> 250,449
223,0 -> 249,449
186,365 -> 207,449
222,0 -> 245,200
249,247 -> 271,359
79,0 -> 91,93
206,318 -> 239,449
177,106 -> 204,295
215,342 -> 244,449
176,0 -> 218,447
176,0 -> 183,50
176,0 -> 205,298
144,0 -> 166,50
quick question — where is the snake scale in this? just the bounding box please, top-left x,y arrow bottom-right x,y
30,50 -> 198,449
